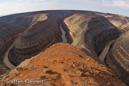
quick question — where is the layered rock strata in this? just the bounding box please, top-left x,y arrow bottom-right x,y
0,10 -> 128,85
0,10 -> 129,32
13,14 -> 48,27
64,14 -> 121,62
0,22 -> 25,57
105,31 -> 129,85
8,15 -> 62,66
0,22 -> 25,78
0,10 -> 74,28
103,13 -> 129,32
1,43 -> 127,86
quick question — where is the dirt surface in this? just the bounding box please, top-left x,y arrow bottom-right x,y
1,43 -> 127,86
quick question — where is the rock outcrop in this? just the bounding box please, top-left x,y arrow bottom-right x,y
8,14 -> 62,66
0,10 -> 128,85
105,31 -> 129,85
12,14 -> 48,28
0,13 -> 48,28
0,22 -> 25,79
1,43 -> 127,86
0,22 -> 25,57
1,10 -> 129,32
64,14 -> 121,62
0,10 -> 74,28
102,13 -> 129,32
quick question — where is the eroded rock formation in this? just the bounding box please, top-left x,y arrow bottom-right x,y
1,43 -> 127,86
64,14 -> 121,62
105,31 -> 129,85
102,13 -> 129,32
0,22 -> 25,79
0,10 -> 128,85
0,22 -> 25,57
8,14 -> 62,66
0,10 -> 74,28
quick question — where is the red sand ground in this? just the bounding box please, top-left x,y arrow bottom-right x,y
2,43 -> 127,86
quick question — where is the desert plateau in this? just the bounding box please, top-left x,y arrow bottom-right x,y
0,10 -> 129,86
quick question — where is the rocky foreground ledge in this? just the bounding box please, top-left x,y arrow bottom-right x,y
1,43 -> 127,86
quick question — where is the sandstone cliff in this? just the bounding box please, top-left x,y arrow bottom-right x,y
0,10 -> 74,28
1,43 -> 127,86
63,14 -> 121,62
105,31 -> 129,85
0,10 -> 128,85
0,22 -> 25,57
1,10 -> 129,32
8,14 -> 62,66
102,13 -> 129,32
0,22 -> 25,80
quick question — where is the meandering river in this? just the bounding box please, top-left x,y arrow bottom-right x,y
99,40 -> 115,62
60,25 -> 68,43
3,43 -> 16,69
3,24 -> 68,69
3,25 -> 113,69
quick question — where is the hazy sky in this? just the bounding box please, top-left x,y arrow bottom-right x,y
0,0 -> 129,17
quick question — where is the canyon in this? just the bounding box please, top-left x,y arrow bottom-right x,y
100,13 -> 129,32
106,31 -> 129,85
1,43 -> 127,86
0,22 -> 25,79
3,43 -> 16,69
63,13 -> 121,63
98,40 -> 115,62
0,10 -> 129,86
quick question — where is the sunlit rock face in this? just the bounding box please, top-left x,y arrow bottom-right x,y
105,31 -> 129,85
64,13 -> 121,62
0,13 -> 49,28
1,43 -> 127,86
0,10 -> 74,28
0,10 -> 129,85
102,13 -> 129,32
8,15 -> 62,66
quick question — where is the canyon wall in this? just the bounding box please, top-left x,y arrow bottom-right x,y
1,43 -> 127,86
101,13 -> 129,32
0,22 -> 25,59
64,14 -> 121,62
0,10 -> 74,28
0,22 -> 25,77
0,10 -> 129,32
8,14 -> 62,66
0,10 -> 128,85
105,31 -> 129,85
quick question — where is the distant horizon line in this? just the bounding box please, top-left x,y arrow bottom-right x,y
0,9 -> 128,17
